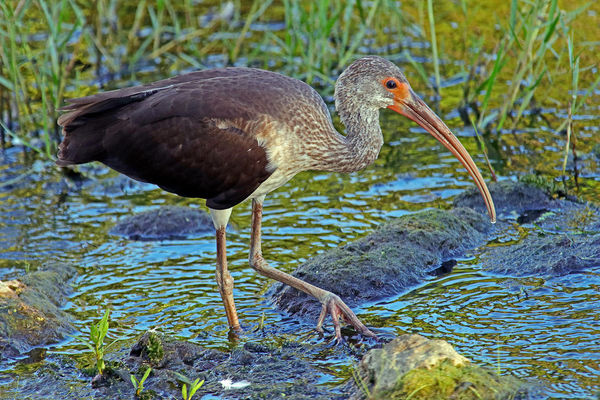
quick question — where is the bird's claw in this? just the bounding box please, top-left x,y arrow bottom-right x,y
315,293 -> 377,342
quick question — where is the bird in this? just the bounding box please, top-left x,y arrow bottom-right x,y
56,56 -> 496,341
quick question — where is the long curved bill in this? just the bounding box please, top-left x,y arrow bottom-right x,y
388,88 -> 496,223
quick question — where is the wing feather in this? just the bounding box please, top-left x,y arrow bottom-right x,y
57,70 -> 286,209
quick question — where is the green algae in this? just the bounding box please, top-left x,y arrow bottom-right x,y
377,361 -> 525,400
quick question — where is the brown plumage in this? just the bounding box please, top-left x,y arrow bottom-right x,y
57,56 -> 495,341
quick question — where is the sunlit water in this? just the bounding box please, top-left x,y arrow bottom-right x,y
1,99 -> 599,398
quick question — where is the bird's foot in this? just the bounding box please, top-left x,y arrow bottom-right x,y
315,293 -> 377,342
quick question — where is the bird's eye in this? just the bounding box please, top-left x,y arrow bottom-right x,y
385,80 -> 397,89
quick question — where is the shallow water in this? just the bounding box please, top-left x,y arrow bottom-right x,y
2,2 -> 600,399
1,102 -> 599,398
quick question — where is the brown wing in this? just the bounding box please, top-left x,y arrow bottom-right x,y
56,68 -> 295,209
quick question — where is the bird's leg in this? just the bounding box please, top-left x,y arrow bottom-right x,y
215,227 -> 241,331
249,198 -> 376,341
211,208 -> 241,332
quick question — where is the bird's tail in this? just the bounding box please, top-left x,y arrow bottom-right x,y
56,90 -> 158,166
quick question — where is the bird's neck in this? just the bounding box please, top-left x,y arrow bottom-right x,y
316,106 -> 383,173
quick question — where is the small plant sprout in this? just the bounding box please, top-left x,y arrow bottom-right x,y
175,372 -> 205,400
75,308 -> 112,375
130,367 -> 152,397
182,378 -> 204,400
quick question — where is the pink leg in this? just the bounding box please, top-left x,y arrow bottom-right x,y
215,226 -> 241,331
248,199 -> 376,341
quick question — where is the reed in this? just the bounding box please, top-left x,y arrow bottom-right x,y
455,0 -> 592,133
426,0 -> 441,96
0,0 -> 86,158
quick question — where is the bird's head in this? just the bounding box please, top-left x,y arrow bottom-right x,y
336,56 -> 496,223
335,56 -> 408,110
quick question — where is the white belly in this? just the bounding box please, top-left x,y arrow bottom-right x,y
248,168 -> 297,200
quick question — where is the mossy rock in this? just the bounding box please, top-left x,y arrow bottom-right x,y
271,207 -> 491,315
110,206 -> 213,240
377,361 -> 525,400
352,335 -> 527,400
0,263 -> 76,358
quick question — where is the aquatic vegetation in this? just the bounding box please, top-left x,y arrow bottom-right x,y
146,331 -> 164,364
181,378 -> 204,400
130,367 -> 152,397
518,174 -> 565,197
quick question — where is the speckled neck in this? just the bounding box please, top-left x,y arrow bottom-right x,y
314,91 -> 384,173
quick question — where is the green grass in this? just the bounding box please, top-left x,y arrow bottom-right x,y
441,0 -> 594,134
0,0 -> 86,159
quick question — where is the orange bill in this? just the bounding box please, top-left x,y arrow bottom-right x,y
388,87 -> 496,223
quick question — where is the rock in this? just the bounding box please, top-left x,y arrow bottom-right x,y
270,207 -> 492,317
110,206 -> 214,240
480,232 -> 600,277
0,263 -> 76,359
359,335 -> 469,389
350,334 -> 526,400
456,179 -> 600,277
453,180 -> 560,218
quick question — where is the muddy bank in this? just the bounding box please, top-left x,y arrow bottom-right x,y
0,263 -> 75,359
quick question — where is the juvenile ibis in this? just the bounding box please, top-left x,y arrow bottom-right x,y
57,56 -> 496,341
